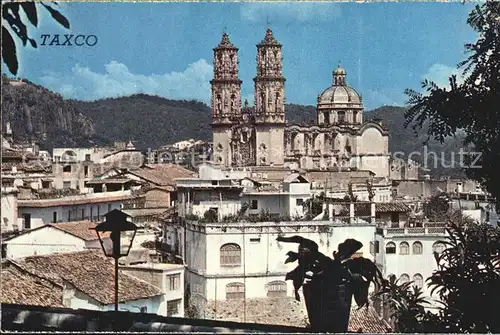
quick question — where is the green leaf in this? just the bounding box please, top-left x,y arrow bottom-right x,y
41,2 -> 70,29
20,2 -> 38,27
2,26 -> 18,75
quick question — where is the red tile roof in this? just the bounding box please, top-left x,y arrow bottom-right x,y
11,250 -> 163,305
53,221 -> 110,241
128,164 -> 195,187
349,306 -> 392,332
376,202 -> 411,213
205,297 -> 391,332
0,264 -> 63,307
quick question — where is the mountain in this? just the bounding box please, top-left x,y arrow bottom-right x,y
72,94 -> 213,150
1,76 -> 95,150
1,78 -> 465,177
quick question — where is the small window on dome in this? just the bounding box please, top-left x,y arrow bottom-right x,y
338,111 -> 346,124
323,111 -> 330,125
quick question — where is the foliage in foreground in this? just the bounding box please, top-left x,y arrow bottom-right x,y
375,222 -> 500,333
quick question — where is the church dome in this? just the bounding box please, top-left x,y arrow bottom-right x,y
318,65 -> 362,105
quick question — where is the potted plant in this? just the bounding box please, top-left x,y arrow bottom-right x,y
278,235 -> 385,332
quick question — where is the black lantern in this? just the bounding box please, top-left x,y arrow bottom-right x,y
91,209 -> 137,311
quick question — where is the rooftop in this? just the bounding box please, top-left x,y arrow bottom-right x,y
53,220 -> 110,241
128,164 -> 195,187
7,250 -> 163,305
1,265 -> 63,307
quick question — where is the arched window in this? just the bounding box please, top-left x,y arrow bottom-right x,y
266,281 -> 287,298
412,241 -> 423,255
385,242 -> 396,254
220,243 -> 241,266
413,274 -> 423,288
399,273 -> 410,284
432,242 -> 445,254
226,282 -> 245,300
399,242 -> 409,255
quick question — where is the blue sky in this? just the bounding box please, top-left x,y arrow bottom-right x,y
5,2 -> 477,110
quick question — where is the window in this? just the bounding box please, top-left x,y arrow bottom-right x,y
167,299 -> 181,316
399,242 -> 409,255
338,111 -> 346,123
353,111 -> 358,123
23,213 -> 31,229
250,200 -> 258,210
250,237 -> 261,243
385,242 -> 396,254
67,210 -> 71,221
63,165 -> 71,172
220,243 -> 241,266
412,241 -> 423,255
85,154 -> 91,161
226,282 -> 245,300
97,206 -> 100,220
266,281 -> 287,298
90,207 -> 93,221
167,273 -> 181,291
296,198 -> 304,206
63,181 -> 71,189
413,274 -> 423,288
391,213 -> 400,223
108,204 -> 112,213
432,242 -> 445,254
399,274 -> 410,284
53,211 -> 57,223
323,111 -> 330,124
211,181 -> 218,186
84,166 -> 89,177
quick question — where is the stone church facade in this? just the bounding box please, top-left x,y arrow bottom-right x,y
211,29 -> 392,178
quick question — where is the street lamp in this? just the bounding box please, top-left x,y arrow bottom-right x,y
91,209 -> 137,311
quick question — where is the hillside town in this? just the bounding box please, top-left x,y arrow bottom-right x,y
2,25 -> 499,333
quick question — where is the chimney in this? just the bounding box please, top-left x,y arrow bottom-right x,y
371,202 -> 376,224
349,203 -> 355,224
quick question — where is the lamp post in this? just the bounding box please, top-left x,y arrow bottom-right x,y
91,209 -> 137,311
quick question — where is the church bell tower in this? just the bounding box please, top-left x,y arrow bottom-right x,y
253,28 -> 286,166
210,32 -> 243,166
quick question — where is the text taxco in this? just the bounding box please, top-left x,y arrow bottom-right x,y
40,34 -> 98,46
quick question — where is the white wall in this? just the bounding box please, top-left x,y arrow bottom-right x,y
1,189 -> 18,231
185,223 -> 377,300
65,283 -> 165,315
378,232 -> 447,309
18,200 -> 123,229
5,226 -> 86,258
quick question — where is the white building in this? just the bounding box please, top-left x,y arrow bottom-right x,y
374,226 -> 448,310
2,221 -> 112,259
16,190 -> 136,230
121,262 -> 185,317
174,218 -> 378,315
1,185 -> 18,233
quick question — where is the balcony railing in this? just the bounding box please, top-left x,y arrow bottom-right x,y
382,227 -> 446,236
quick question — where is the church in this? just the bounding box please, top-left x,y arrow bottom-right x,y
210,28 -> 397,178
